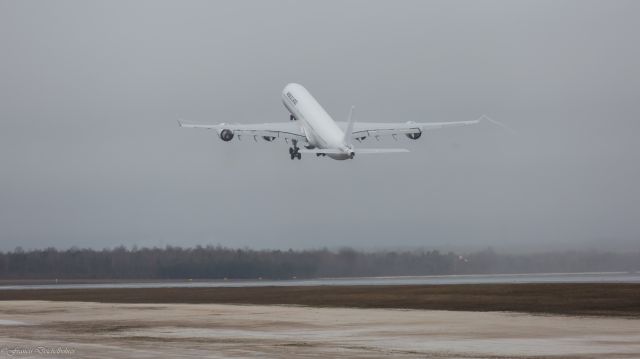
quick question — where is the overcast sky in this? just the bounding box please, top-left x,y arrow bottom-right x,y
1,0 -> 639,252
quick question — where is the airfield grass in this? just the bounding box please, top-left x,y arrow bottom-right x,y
1,283 -> 639,317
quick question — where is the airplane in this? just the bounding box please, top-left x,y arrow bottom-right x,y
179,83 -> 496,160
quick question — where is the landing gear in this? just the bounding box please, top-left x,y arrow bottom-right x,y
290,115 -> 296,121
289,140 -> 301,160
290,150 -> 301,160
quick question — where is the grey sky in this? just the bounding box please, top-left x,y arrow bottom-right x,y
1,0 -> 639,252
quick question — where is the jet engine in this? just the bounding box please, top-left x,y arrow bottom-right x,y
218,129 -> 234,141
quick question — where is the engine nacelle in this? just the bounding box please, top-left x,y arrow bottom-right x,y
406,131 -> 422,140
218,129 -> 234,141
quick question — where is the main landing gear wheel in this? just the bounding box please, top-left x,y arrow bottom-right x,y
289,140 -> 301,160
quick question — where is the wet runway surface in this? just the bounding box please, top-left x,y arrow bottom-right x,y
2,272 -> 639,290
1,301 -> 639,358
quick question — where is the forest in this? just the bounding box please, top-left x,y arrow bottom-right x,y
0,245 -> 638,279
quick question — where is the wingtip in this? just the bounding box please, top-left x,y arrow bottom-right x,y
479,115 -> 517,134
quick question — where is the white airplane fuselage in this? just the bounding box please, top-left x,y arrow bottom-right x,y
281,83 -> 352,160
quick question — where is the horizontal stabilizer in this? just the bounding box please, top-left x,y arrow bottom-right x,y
355,148 -> 409,154
299,148 -> 409,155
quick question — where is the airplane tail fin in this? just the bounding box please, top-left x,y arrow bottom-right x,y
344,105 -> 356,146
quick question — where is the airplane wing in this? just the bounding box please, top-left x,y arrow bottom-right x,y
178,120 -> 308,143
337,119 -> 481,141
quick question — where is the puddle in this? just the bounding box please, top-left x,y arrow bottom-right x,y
0,319 -> 29,325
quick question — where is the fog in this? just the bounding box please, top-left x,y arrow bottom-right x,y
1,0 -> 639,252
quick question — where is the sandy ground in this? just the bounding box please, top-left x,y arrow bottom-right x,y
0,301 -> 639,358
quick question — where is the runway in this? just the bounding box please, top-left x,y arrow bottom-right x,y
1,301 -> 639,358
1,271 -> 639,290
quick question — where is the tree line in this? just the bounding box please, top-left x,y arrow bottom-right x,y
0,245 -> 638,280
